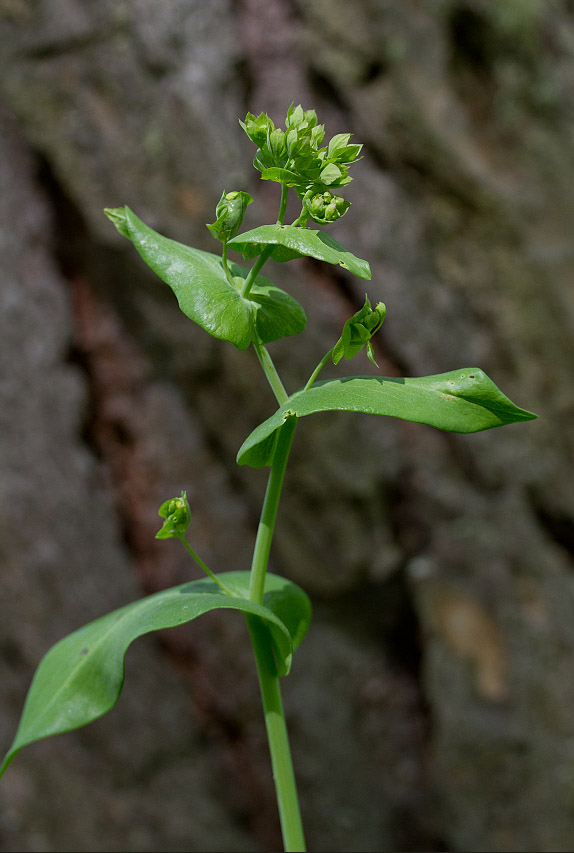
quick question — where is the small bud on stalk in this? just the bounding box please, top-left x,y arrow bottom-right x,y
156,491 -> 191,539
207,191 -> 253,244
332,296 -> 387,367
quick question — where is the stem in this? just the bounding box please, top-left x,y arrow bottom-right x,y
245,411 -> 303,851
246,614 -> 306,852
303,348 -> 333,391
221,242 -> 235,287
177,536 -> 235,596
254,339 -> 289,406
276,184 -> 289,226
241,244 -> 274,298
244,181 -> 305,850
242,185 -> 289,299
249,416 -> 297,605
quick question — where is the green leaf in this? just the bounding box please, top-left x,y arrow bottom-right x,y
239,111 -> 275,146
246,279 -> 307,342
327,134 -> 362,164
319,163 -> 343,185
228,224 -> 371,280
237,369 -> 537,467
104,207 -> 306,347
327,133 -> 352,156
106,206 -> 252,348
260,167 -> 301,186
0,572 -> 311,777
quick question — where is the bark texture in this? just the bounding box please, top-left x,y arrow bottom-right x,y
0,2 -> 572,851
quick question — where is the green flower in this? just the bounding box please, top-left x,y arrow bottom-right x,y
239,104 -> 362,225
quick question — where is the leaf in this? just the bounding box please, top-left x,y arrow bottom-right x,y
239,111 -> 275,146
106,206 -> 252,348
237,369 -> 537,467
247,280 -> 307,342
260,167 -> 301,186
0,573 -> 311,777
228,224 -> 371,280
327,133 -> 352,157
319,162 -> 343,185
104,207 -> 306,346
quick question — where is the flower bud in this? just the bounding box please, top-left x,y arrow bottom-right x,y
156,491 -> 191,539
304,191 -> 350,225
206,190 -> 253,243
310,195 -> 324,216
324,202 -> 338,221
332,296 -> 387,366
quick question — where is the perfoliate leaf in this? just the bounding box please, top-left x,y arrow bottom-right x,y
104,207 -> 306,347
0,572 -> 312,777
228,224 -> 371,280
247,280 -> 307,342
237,370 -> 537,468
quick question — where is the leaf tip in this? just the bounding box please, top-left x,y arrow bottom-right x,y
104,206 -> 131,239
515,407 -> 538,423
0,747 -> 17,780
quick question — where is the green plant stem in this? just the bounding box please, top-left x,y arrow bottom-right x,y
253,339 -> 289,406
276,184 -> 289,226
246,181 -> 305,851
178,536 -> 235,596
246,614 -> 306,853
303,347 -> 333,391
246,416 -> 303,852
241,244 -> 274,298
221,242 -> 235,287
248,415 -> 297,605
242,185 -> 289,299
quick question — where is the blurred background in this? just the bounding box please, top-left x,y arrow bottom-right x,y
0,1 -> 573,851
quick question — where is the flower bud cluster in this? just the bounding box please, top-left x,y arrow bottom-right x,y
240,104 -> 362,225
303,190 -> 350,225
